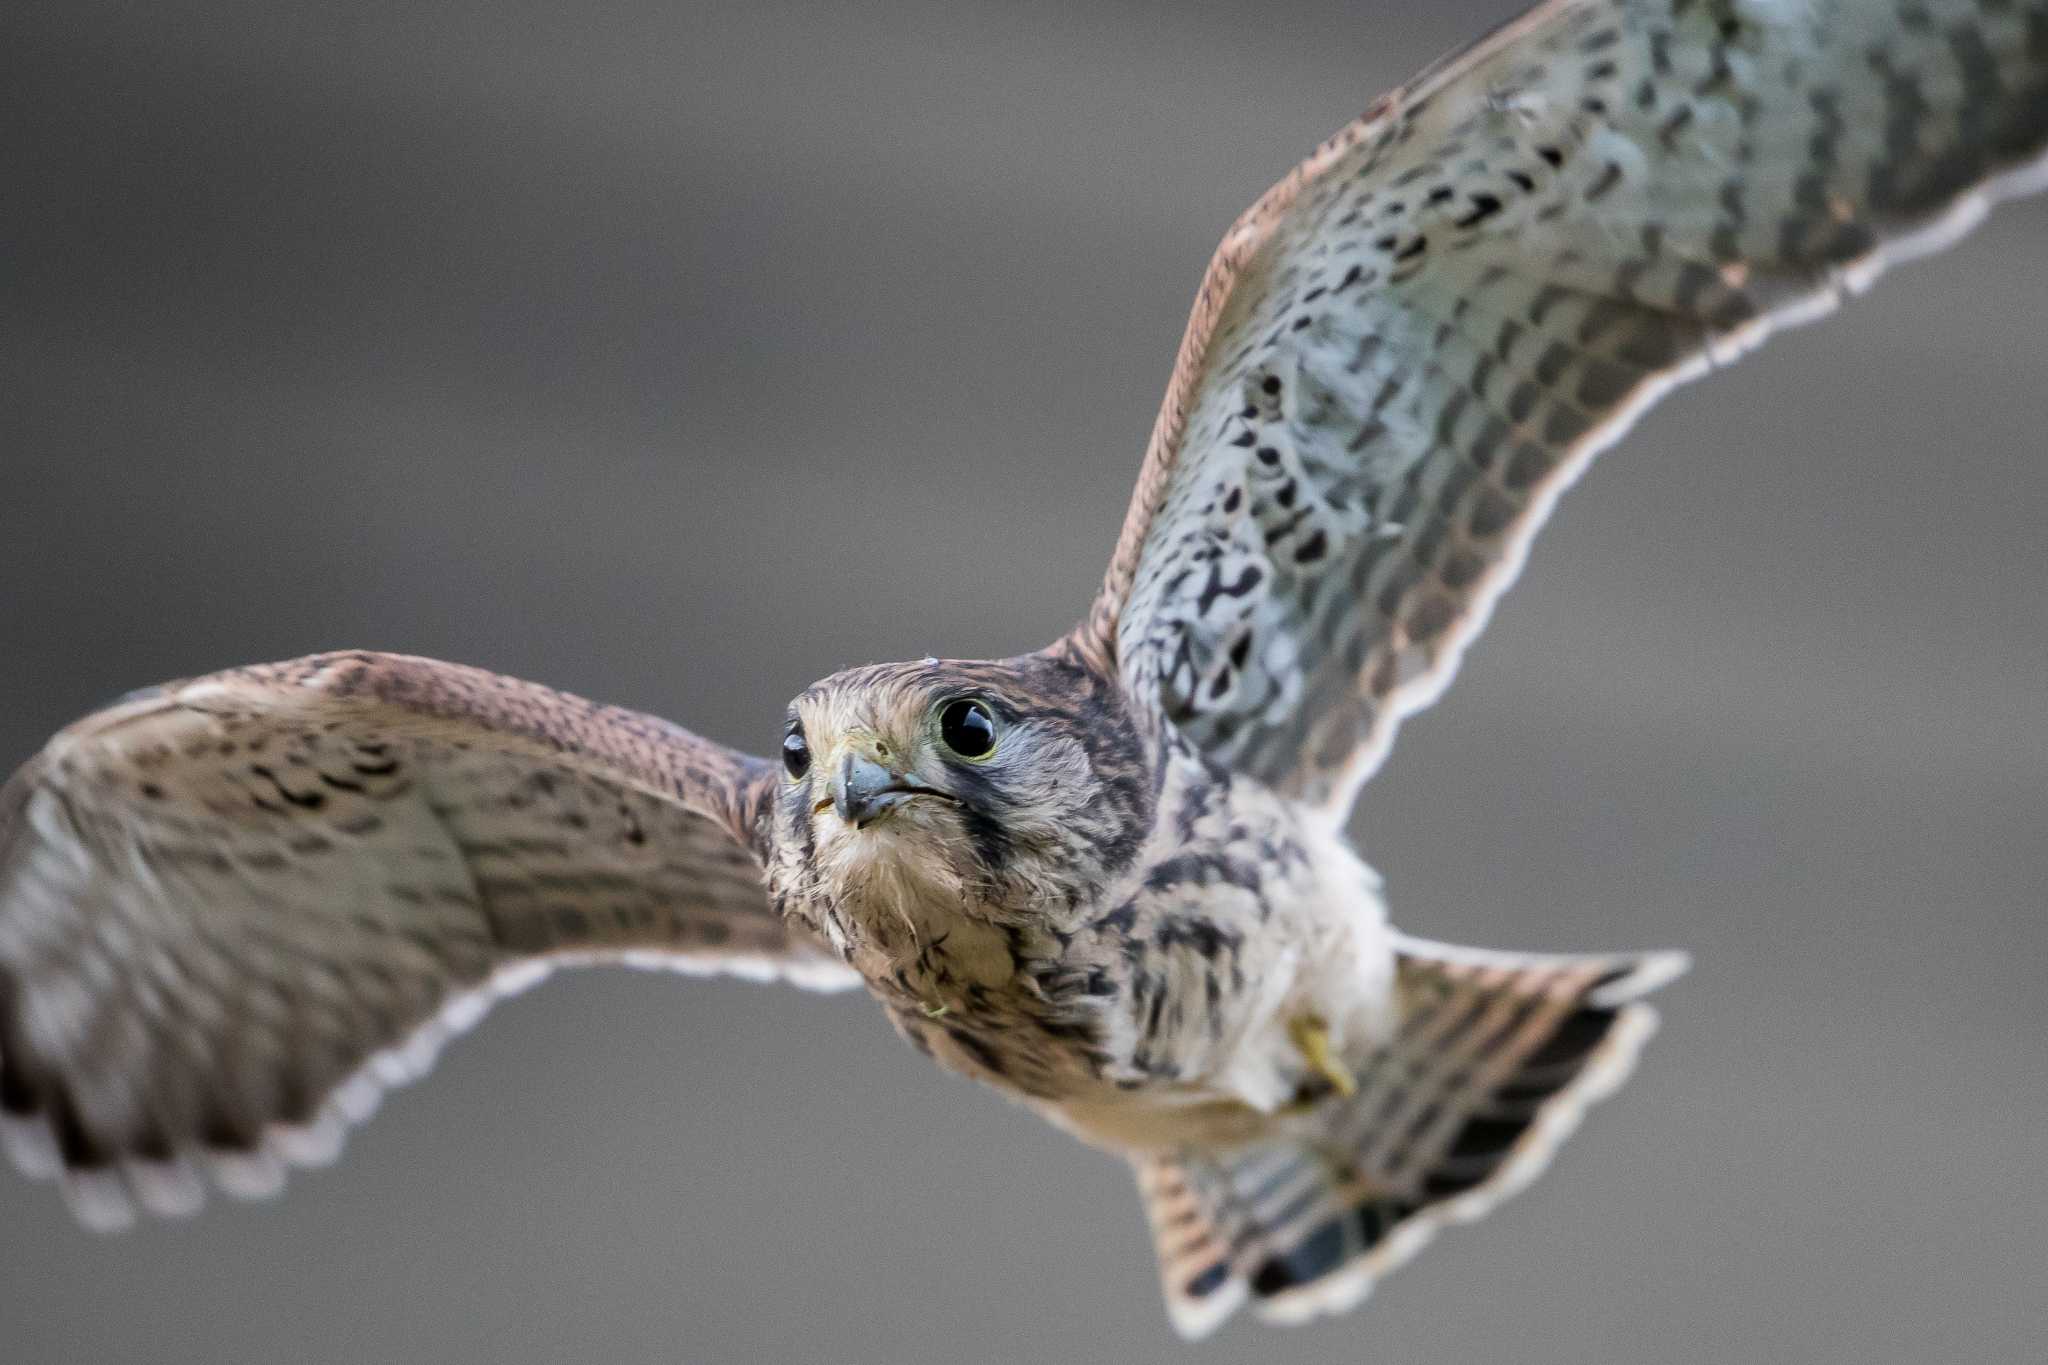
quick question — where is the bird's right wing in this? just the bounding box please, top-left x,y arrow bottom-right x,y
0,651 -> 857,1229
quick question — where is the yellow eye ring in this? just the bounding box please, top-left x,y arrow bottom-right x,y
937,698 -> 998,761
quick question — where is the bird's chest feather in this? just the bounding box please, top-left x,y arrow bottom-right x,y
778,839 -> 1109,1098
785,761 -> 1394,1145
1019,768 -> 1395,1152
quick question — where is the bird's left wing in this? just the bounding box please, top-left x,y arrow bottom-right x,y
0,651 -> 855,1229
1076,0 -> 2048,815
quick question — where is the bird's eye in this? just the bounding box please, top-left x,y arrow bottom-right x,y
782,729 -> 811,779
938,699 -> 998,759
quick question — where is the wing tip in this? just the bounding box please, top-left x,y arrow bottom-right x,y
2,946 -> 861,1231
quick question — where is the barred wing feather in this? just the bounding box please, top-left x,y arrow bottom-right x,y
1087,0 -> 2048,813
0,652 -> 854,1228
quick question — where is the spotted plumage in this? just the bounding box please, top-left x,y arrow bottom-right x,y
3,0 -> 2044,1339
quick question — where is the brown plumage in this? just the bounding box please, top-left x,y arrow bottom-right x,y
4,0 -> 2044,1337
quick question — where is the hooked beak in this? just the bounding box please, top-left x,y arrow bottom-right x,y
831,751 -> 949,829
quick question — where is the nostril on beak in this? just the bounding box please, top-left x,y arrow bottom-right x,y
832,752 -> 900,828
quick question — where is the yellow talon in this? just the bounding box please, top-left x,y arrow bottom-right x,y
922,1000 -> 950,1019
1288,1015 -> 1358,1097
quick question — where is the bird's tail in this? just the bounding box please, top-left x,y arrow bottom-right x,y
1132,935 -> 1687,1337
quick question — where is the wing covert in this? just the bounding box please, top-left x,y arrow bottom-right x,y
0,651 -> 855,1228
1079,0 -> 2048,813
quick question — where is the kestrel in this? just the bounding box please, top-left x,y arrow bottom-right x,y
4,0 -> 2044,1338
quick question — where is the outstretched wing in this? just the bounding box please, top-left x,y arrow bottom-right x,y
0,651 -> 855,1228
1079,0 -> 2048,813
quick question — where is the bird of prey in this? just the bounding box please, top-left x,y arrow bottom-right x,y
3,0 -> 2043,1338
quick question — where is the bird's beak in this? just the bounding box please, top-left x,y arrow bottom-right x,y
830,745 -> 946,829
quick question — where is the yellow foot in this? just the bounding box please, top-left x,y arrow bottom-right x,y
1287,1015 -> 1358,1098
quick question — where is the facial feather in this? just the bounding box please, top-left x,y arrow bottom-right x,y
766,655 -> 1156,968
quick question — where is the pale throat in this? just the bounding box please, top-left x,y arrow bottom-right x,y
816,827 -> 1019,998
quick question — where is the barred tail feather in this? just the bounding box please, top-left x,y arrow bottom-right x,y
1134,936 -> 1687,1337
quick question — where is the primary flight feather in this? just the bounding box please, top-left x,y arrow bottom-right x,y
4,0 -> 2043,1337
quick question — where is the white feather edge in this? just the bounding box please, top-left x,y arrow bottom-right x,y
1164,1262 -> 1252,1340
3,945 -> 861,1230
1387,931 -> 1693,1007
1246,1000 -> 1667,1330
1158,942 -> 1685,1337
1315,140 -> 2048,826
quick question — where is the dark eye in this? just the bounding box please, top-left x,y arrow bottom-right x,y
938,699 -> 997,759
782,729 -> 811,778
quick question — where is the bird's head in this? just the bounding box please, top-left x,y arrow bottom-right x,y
764,652 -> 1154,957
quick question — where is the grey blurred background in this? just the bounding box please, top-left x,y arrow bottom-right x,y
2,2 -> 2044,1361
